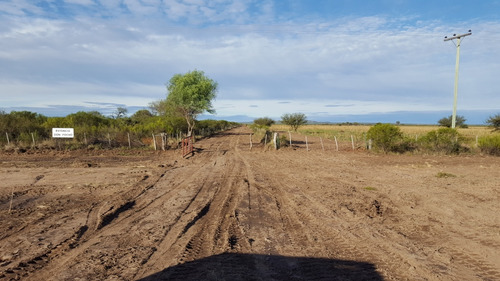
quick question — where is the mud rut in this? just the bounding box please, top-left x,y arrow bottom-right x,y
1,126 -> 500,281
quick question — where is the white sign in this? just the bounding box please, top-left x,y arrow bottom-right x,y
52,128 -> 74,138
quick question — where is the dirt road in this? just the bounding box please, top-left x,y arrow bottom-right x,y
1,126 -> 499,280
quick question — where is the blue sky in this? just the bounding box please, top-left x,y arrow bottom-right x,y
1,0 -> 500,124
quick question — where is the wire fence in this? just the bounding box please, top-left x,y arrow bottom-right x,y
1,125 -> 238,151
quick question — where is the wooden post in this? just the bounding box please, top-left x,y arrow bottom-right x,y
250,133 -> 253,150
320,137 -> 325,151
273,132 -> 279,150
368,139 -> 372,150
288,131 -> 292,146
305,136 -> 309,151
164,133 -> 168,150
84,132 -> 87,145
107,133 -> 111,147
351,135 -> 355,151
264,133 -> 268,146
6,132 -> 10,145
128,133 -> 131,148
8,186 -> 14,214
476,135 -> 479,147
31,132 -> 35,148
334,136 -> 339,151
152,133 -> 157,150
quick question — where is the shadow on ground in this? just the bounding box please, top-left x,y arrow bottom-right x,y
137,253 -> 383,281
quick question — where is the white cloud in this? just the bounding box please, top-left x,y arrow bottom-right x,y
212,98 -> 448,120
0,1 -> 499,122
0,79 -> 163,108
65,0 -> 96,6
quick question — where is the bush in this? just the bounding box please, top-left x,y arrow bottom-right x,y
438,115 -> 468,128
366,123 -> 404,153
486,114 -> 500,131
478,134 -> 500,156
279,134 -> 289,148
253,117 -> 275,128
281,113 -> 307,132
419,128 -> 465,154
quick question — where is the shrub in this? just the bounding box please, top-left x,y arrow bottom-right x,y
478,134 -> 500,156
366,123 -> 404,153
436,172 -> 456,178
486,114 -> 500,131
253,117 -> 275,128
438,115 -> 468,128
419,128 -> 465,154
281,113 -> 307,132
278,134 -> 289,148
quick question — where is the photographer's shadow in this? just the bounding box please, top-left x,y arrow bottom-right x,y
137,252 -> 383,281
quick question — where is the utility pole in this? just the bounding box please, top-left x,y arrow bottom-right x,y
444,30 -> 472,129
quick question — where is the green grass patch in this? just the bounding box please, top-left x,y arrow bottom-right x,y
436,172 -> 456,178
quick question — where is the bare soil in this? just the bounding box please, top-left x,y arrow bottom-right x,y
1,126 -> 499,281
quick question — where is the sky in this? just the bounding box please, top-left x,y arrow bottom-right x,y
1,0 -> 500,124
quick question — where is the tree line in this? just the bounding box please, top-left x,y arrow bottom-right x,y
1,70 -> 236,149
0,110 -> 237,149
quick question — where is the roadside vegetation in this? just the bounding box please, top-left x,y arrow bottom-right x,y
271,119 -> 499,156
1,70 -> 239,151
0,110 -> 237,151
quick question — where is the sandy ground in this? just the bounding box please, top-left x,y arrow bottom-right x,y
0,126 -> 499,281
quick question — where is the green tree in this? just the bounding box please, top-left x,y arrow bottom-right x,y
486,114 -> 500,131
281,113 -> 307,132
131,109 -> 153,124
148,100 -> 168,116
165,70 -> 218,136
112,107 -> 128,119
66,111 -> 109,128
438,115 -> 468,128
253,117 -> 275,127
1,111 -> 48,138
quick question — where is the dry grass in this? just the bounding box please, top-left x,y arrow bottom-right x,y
271,124 -> 494,145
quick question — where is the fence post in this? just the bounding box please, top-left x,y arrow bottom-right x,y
320,137 -> 325,152
273,132 -> 279,150
250,133 -> 253,150
476,135 -> 479,147
31,132 -> 35,148
6,132 -> 10,145
334,136 -> 339,151
84,132 -> 87,145
128,133 -> 131,148
351,135 -> 355,151
152,133 -> 157,150
305,136 -> 309,151
288,131 -> 292,146
161,133 -> 165,151
368,139 -> 372,150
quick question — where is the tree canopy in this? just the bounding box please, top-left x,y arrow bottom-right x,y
438,115 -> 468,128
165,70 -> 218,136
253,117 -> 275,128
281,113 -> 307,132
486,114 -> 500,131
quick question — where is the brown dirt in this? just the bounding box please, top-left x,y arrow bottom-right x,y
1,126 -> 499,281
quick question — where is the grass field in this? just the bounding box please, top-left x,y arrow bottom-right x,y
271,124 -> 496,147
